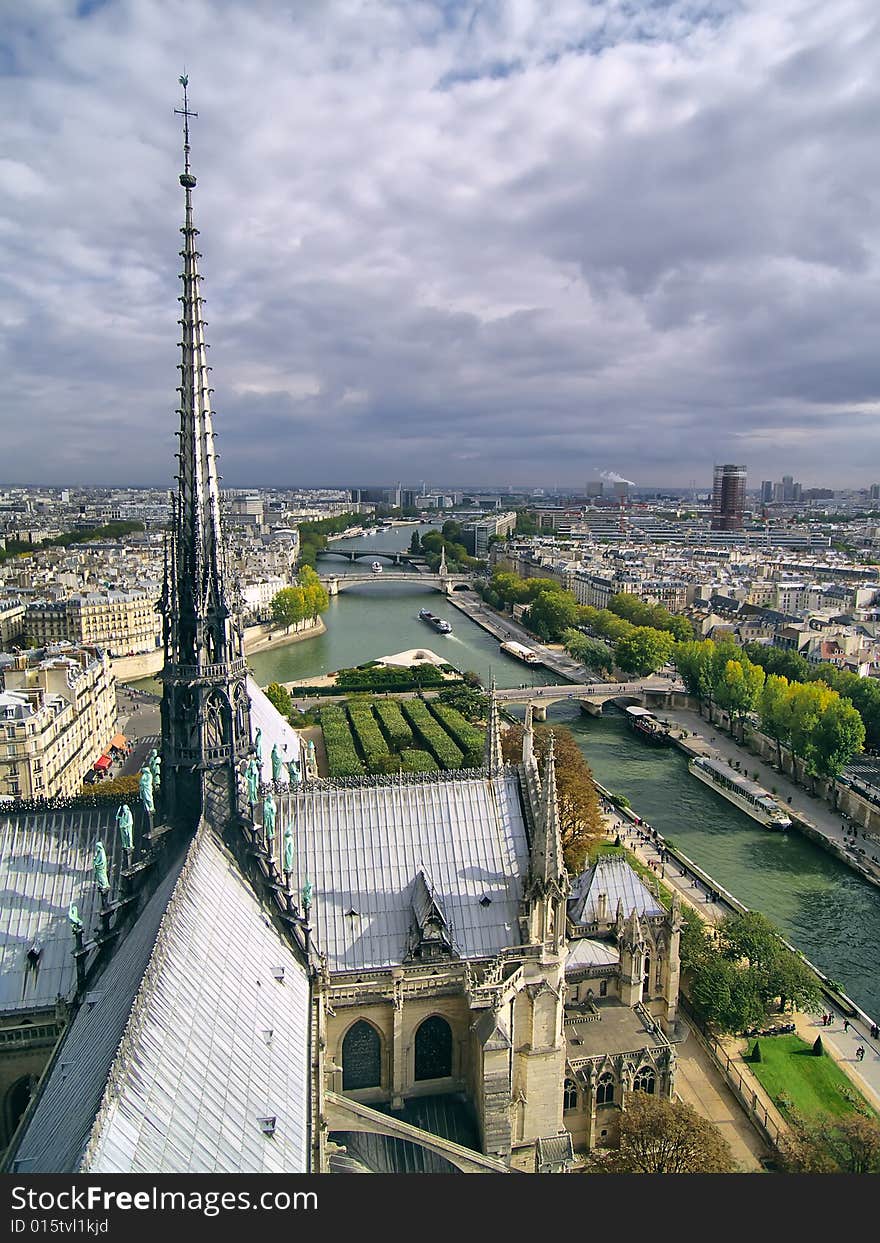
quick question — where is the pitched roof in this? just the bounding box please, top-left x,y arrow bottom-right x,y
568,854 -> 664,926
0,807 -> 119,1014
12,829 -> 311,1174
248,676 -> 303,785
276,770 -> 531,971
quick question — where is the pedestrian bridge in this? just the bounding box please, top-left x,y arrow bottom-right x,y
495,677 -> 681,719
320,573 -> 473,595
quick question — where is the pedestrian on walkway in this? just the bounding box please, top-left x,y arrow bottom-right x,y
844,1019 -> 850,1032
856,1046 -> 865,1062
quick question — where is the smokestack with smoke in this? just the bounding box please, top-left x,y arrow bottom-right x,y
598,469 -> 636,486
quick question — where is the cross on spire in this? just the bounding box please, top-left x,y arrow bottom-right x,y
174,74 -> 198,184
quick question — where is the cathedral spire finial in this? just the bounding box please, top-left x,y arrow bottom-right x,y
174,74 -> 198,187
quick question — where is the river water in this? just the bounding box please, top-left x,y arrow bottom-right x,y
136,523 -> 880,1016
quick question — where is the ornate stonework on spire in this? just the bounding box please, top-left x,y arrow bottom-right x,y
484,682 -> 504,773
529,734 -> 566,898
158,77 -> 252,830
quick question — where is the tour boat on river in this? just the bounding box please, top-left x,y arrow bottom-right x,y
370,561 -> 383,574
418,608 -> 452,634
689,755 -> 791,829
625,705 -> 672,746
499,640 -> 541,665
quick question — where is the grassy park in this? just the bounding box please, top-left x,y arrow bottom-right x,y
746,1035 -> 875,1122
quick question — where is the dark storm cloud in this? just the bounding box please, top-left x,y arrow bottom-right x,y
1,0 -> 879,489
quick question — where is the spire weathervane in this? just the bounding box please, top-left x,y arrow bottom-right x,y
174,73 -> 198,186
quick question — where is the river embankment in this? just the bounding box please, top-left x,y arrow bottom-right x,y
114,617 -> 326,682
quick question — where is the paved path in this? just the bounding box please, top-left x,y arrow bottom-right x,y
445,593 -> 589,682
673,1033 -> 769,1171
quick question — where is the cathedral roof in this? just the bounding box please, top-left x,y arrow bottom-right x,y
565,938 -> 619,972
0,807 -> 119,1014
11,828 -> 311,1174
568,854 -> 664,927
277,769 -> 531,971
248,675 -> 303,783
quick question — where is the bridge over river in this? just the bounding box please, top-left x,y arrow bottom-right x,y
493,676 -> 682,718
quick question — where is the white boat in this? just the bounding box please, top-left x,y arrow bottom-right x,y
688,756 -> 791,829
500,640 -> 541,665
371,561 -> 383,574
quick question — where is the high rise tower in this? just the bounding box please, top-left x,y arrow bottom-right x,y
158,77 -> 252,829
711,464 -> 746,531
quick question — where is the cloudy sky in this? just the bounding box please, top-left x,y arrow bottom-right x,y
2,0 -> 880,490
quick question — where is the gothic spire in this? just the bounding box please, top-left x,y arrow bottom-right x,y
529,733 -> 566,895
522,702 -> 535,768
159,77 -> 252,830
484,681 -> 504,772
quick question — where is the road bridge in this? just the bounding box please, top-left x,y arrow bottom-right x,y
317,548 -> 426,566
494,677 -> 682,719
320,572 -> 473,596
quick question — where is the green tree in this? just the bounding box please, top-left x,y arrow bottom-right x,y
786,681 -> 834,786
613,627 -> 675,676
409,530 -> 421,553
265,682 -> 292,717
719,911 -> 781,973
759,673 -> 792,767
674,639 -> 717,710
764,953 -> 822,1014
441,520 -> 462,542
525,591 -> 581,641
562,628 -> 613,673
270,586 -> 307,632
590,1093 -> 736,1174
810,695 -> 865,784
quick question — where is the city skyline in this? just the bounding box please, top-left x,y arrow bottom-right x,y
3,1 -> 880,488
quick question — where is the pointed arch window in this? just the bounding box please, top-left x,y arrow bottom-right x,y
414,1015 -> 453,1080
596,1072 -> 615,1106
342,1021 -> 382,1091
563,1079 -> 578,1112
633,1066 -> 656,1095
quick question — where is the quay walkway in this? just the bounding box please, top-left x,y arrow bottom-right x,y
657,705 -> 880,888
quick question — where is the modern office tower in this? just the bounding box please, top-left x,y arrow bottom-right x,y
711,464 -> 746,530
760,480 -> 774,504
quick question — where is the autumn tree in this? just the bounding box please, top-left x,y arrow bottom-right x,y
501,723 -> 603,874
270,586 -> 307,633
759,673 -> 791,767
715,658 -> 765,742
590,1093 -> 736,1174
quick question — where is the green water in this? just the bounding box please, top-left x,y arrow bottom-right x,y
547,702 -> 880,1020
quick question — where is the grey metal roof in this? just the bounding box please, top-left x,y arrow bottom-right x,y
568,855 -> 664,927
565,938 -> 619,972
276,771 -> 531,970
9,848 -> 187,1173
12,829 -> 311,1174
82,830 -> 310,1174
0,808 -> 119,1014
248,676 -> 303,785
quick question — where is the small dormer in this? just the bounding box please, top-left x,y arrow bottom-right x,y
407,870 -> 456,961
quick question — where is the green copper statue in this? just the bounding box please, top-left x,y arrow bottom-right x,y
245,756 -> 260,806
116,803 -> 134,850
262,793 -> 276,842
301,876 -> 313,913
148,748 -> 161,789
286,756 -> 301,786
68,902 -> 83,932
271,742 -> 284,784
94,841 -> 109,892
254,727 -> 263,766
283,824 -> 294,876
138,766 -> 154,816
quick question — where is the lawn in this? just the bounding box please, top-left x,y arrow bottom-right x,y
746,1035 -> 875,1122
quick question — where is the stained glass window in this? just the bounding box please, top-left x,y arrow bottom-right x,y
414,1015 -> 453,1080
342,1021 -> 381,1090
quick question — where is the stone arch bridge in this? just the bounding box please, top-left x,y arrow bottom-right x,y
320,572 -> 474,596
494,677 -> 681,720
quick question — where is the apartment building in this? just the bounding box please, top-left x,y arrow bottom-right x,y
0,646 -> 116,800
25,589 -> 161,655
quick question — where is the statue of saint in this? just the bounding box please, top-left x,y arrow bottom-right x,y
149,749 -> 161,788
138,767 -> 154,816
245,756 -> 260,806
286,757 -> 301,786
301,876 -> 313,913
262,793 -> 277,842
116,803 -> 134,850
271,742 -> 285,784
283,825 -> 294,876
68,902 -> 83,932
254,727 -> 263,766
94,841 -> 109,892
